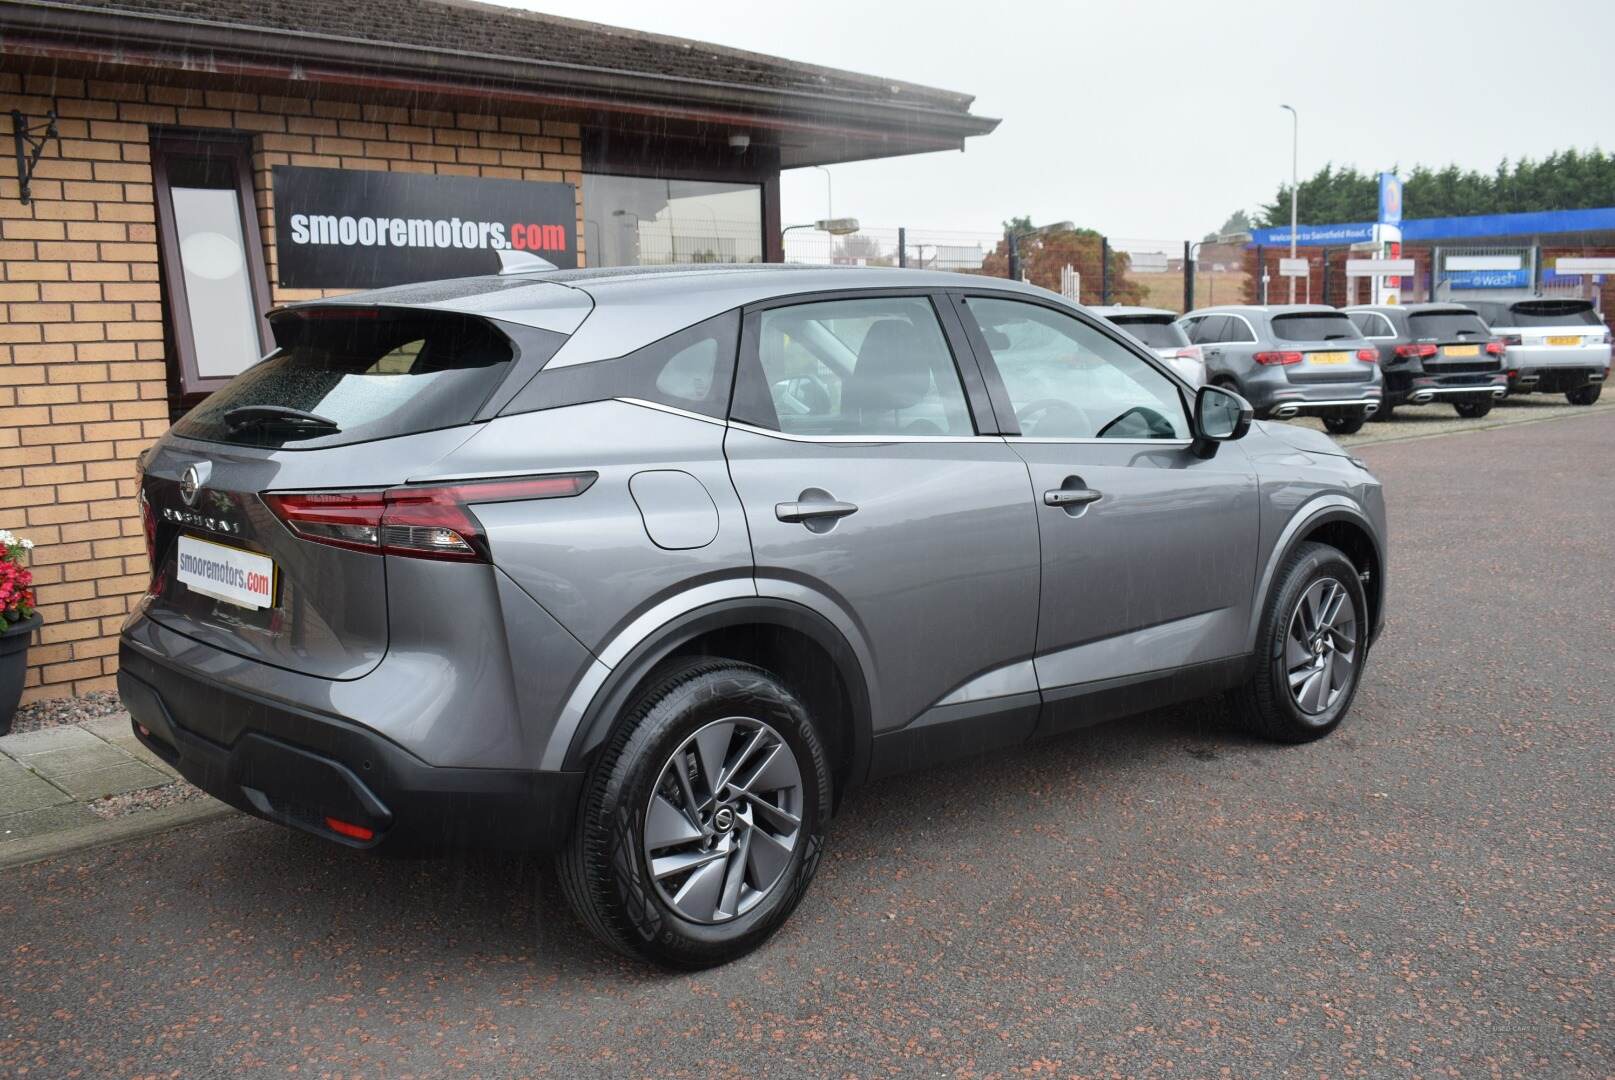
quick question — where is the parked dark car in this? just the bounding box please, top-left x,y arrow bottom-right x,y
1344,303 -> 1508,419
120,265 -> 1386,968
1466,298 -> 1610,404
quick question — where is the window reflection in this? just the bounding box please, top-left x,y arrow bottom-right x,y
172,185 -> 261,378
583,175 -> 762,267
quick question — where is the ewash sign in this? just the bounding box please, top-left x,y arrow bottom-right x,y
272,166 -> 578,288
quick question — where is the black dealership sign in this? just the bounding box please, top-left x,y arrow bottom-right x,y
272,166 -> 578,288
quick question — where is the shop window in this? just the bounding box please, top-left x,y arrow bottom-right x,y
153,135 -> 272,397
583,175 -> 763,267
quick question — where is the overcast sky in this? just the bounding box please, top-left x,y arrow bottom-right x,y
496,0 -> 1615,243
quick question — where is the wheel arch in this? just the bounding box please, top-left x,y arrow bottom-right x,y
1250,498 -> 1385,652
558,598 -> 874,805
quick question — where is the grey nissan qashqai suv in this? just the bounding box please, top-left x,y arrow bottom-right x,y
120,264 -> 1386,968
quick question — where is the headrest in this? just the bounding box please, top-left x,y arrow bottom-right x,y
845,320 -> 935,414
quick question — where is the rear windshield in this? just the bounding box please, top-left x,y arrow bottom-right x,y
1270,312 -> 1361,343
1500,301 -> 1603,327
1407,311 -> 1491,340
171,309 -> 517,448
1110,317 -> 1189,348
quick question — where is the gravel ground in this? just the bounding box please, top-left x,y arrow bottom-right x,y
1291,388 -> 1612,446
0,404 -> 1609,1077
86,780 -> 208,820
6,689 -> 124,735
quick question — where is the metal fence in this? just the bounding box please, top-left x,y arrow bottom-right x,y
782,226 -> 1003,273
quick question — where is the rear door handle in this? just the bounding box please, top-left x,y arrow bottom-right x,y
1043,488 -> 1102,507
775,499 -> 859,523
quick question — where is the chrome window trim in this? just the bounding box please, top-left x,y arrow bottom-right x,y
725,419 -> 992,445
615,397 -> 729,426
1005,436 -> 1194,447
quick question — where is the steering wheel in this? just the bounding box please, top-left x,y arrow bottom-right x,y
1095,405 -> 1176,440
1015,397 -> 1088,437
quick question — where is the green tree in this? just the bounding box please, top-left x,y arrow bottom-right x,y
983,218 -> 1144,304
1204,209 -> 1252,242
1256,148 -> 1615,226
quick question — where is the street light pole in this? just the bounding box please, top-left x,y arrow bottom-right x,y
810,165 -> 832,221
1280,104 -> 1298,304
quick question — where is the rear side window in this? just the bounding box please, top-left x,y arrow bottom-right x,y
1270,312 -> 1361,342
1350,312 -> 1396,338
1110,317 -> 1188,349
1186,315 -> 1227,344
171,309 -> 519,448
504,309 -> 739,419
1407,311 -> 1491,339
731,296 -> 973,437
1504,301 -> 1603,327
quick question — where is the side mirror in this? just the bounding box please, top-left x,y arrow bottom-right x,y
1191,384 -> 1253,458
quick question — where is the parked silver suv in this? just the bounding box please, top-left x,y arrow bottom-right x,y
1466,298 -> 1610,404
120,265 -> 1386,967
1178,305 -> 1384,434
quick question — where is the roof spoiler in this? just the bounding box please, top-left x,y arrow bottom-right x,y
497,250 -> 559,275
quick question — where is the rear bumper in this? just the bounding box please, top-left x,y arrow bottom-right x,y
117,644 -> 583,853
1264,396 -> 1381,420
1507,365 -> 1605,394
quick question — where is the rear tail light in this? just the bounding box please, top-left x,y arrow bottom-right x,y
1394,343 -> 1438,359
263,473 -> 596,562
1175,345 -> 1203,361
1253,350 -> 1303,366
1485,340 -> 1505,355
1501,333 -> 1522,347
138,487 -> 157,571
1355,348 -> 1377,362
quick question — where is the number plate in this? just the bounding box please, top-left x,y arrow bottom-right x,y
1443,344 -> 1479,357
1309,351 -> 1350,364
1547,335 -> 1581,347
176,534 -> 276,610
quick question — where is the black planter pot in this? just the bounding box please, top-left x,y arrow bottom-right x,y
0,613 -> 42,736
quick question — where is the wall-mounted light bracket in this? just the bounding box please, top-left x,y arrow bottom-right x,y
10,107 -> 60,206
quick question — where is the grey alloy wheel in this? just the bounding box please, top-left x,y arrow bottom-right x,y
643,716 -> 805,924
1285,577 -> 1359,716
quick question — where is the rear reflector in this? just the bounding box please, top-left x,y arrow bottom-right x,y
1254,350 -> 1303,366
263,472 -> 596,562
324,817 -> 375,841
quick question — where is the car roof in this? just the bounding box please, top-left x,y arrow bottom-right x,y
290,263 -> 1065,365
1180,303 -> 1341,318
1345,303 -> 1478,315
1090,305 -> 1177,319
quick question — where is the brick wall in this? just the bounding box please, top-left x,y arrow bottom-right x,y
0,69 -> 585,704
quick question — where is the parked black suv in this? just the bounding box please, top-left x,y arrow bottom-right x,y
1345,304 -> 1508,419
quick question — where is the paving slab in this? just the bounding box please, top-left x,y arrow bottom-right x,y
0,758 -> 73,815
51,761 -> 170,799
0,802 -> 100,840
0,724 -> 102,757
78,712 -> 136,743
22,740 -> 133,778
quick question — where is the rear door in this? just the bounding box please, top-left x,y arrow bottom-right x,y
140,307 -> 534,679
724,290 -> 1041,739
951,293 -> 1259,732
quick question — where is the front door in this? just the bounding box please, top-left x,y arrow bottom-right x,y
952,293 -> 1260,732
724,291 -> 1041,742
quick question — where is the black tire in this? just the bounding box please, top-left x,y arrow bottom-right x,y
1229,541 -> 1368,743
1322,415 -> 1365,436
1453,399 -> 1493,419
1567,384 -> 1602,406
559,660 -> 831,969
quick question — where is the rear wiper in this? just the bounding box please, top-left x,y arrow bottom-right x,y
223,405 -> 340,433
1322,333 -> 1352,340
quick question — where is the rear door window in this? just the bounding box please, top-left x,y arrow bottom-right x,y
731,296 -> 974,437
1111,317 -> 1188,349
1187,315 -> 1227,345
1350,312 -> 1396,338
1222,316 -> 1256,343
1407,311 -> 1491,340
1270,312 -> 1361,342
171,309 -> 527,449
